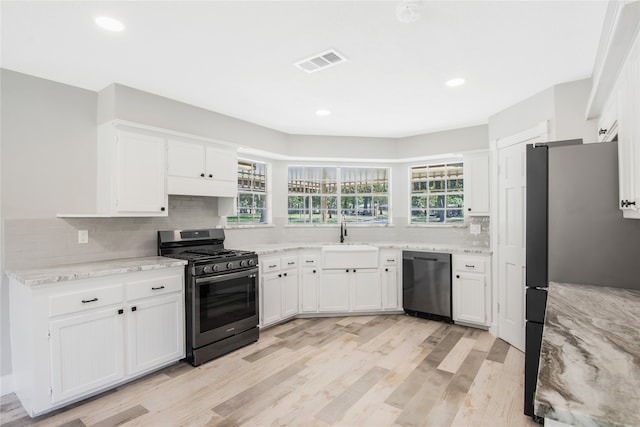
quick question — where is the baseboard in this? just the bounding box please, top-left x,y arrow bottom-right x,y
0,373 -> 14,396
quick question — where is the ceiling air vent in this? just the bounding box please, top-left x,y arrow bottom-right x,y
294,49 -> 348,73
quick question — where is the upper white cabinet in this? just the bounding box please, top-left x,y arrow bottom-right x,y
617,31 -> 640,219
464,151 -> 490,216
167,138 -> 237,198
97,124 -> 168,216
597,93 -> 618,143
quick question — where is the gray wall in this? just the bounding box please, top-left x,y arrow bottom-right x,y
488,78 -> 597,143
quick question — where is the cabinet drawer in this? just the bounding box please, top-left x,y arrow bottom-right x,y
300,254 -> 319,267
455,257 -> 486,273
127,273 -> 183,301
261,257 -> 281,272
50,284 -> 124,317
380,253 -> 398,265
281,256 -> 298,270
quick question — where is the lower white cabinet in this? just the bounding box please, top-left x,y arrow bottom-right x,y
50,306 -> 125,404
452,255 -> 491,327
319,270 -> 351,312
259,252 -> 299,327
320,268 -> 380,312
299,251 -> 321,313
9,267 -> 185,416
380,250 -> 401,310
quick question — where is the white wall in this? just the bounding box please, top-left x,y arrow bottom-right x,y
399,125 -> 489,158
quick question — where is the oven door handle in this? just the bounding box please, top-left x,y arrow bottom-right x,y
195,268 -> 258,285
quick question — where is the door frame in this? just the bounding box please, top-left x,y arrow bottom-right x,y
489,121 -> 548,345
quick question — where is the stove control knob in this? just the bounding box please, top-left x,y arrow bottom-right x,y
212,264 -> 219,272
248,259 -> 255,266
203,265 -> 214,274
227,262 -> 234,269
240,260 -> 248,267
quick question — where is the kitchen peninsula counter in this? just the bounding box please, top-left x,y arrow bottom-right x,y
534,282 -> 640,427
6,256 -> 187,286
240,242 -> 491,256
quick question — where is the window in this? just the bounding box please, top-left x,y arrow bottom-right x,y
226,159 -> 268,224
410,163 -> 464,224
288,166 -> 389,224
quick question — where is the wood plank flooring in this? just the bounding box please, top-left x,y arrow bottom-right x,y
1,315 -> 540,427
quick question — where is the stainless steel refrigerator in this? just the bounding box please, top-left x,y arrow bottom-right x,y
524,140 -> 640,420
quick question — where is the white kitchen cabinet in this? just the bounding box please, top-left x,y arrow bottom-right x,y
126,292 -> 184,376
259,252 -> 299,327
167,138 -> 237,198
299,251 -> 321,313
597,92 -> 618,143
380,250 -> 401,310
97,124 -> 168,216
617,31 -> 640,219
49,305 -> 124,404
464,151 -> 490,216
350,269 -> 381,311
452,255 -> 491,328
9,267 -> 185,416
319,270 -> 351,312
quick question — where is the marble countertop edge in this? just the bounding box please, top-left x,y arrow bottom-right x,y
6,256 -> 187,286
238,242 -> 492,256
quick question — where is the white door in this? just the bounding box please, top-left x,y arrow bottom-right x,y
319,270 -> 350,312
261,273 -> 282,326
381,266 -> 398,309
495,123 -> 548,352
50,307 -> 124,403
351,269 -> 381,311
453,273 -> 486,324
300,268 -> 319,313
281,270 -> 299,318
116,131 -> 167,214
167,139 -> 206,179
127,293 -> 184,376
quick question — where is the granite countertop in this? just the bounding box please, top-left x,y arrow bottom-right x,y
534,282 -> 640,427
6,256 -> 187,286
236,242 -> 491,256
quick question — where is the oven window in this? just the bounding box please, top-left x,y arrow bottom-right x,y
198,275 -> 256,333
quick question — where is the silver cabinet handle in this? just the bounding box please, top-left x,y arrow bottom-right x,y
82,298 -> 98,304
465,264 -> 475,268
151,285 -> 165,290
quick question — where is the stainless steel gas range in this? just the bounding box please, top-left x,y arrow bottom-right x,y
158,229 -> 259,366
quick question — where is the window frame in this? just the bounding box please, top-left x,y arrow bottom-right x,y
287,165 -> 391,226
226,158 -> 271,226
408,160 -> 465,225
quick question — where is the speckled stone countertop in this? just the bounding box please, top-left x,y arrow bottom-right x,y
6,256 -> 187,286
534,282 -> 640,427
236,242 -> 491,256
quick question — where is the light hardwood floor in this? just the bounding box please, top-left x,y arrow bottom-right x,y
1,315 -> 540,427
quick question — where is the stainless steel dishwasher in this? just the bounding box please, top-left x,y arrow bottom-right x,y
402,251 -> 452,322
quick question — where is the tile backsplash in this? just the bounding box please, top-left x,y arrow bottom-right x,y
3,196 -> 490,270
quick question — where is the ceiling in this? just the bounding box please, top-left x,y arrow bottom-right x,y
1,1 -> 608,138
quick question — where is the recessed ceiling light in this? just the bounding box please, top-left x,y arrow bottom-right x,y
95,16 -> 125,32
445,78 -> 466,87
316,109 -> 331,117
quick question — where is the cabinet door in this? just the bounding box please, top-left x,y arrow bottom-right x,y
453,273 -> 487,325
50,307 -> 124,403
300,267 -> 319,312
381,266 -> 399,309
351,269 -> 381,311
261,273 -> 282,326
281,270 -> 299,318
464,153 -> 490,215
167,139 -> 206,179
127,293 -> 184,376
205,146 -> 237,183
116,131 -> 167,215
617,33 -> 640,219
319,270 -> 350,312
